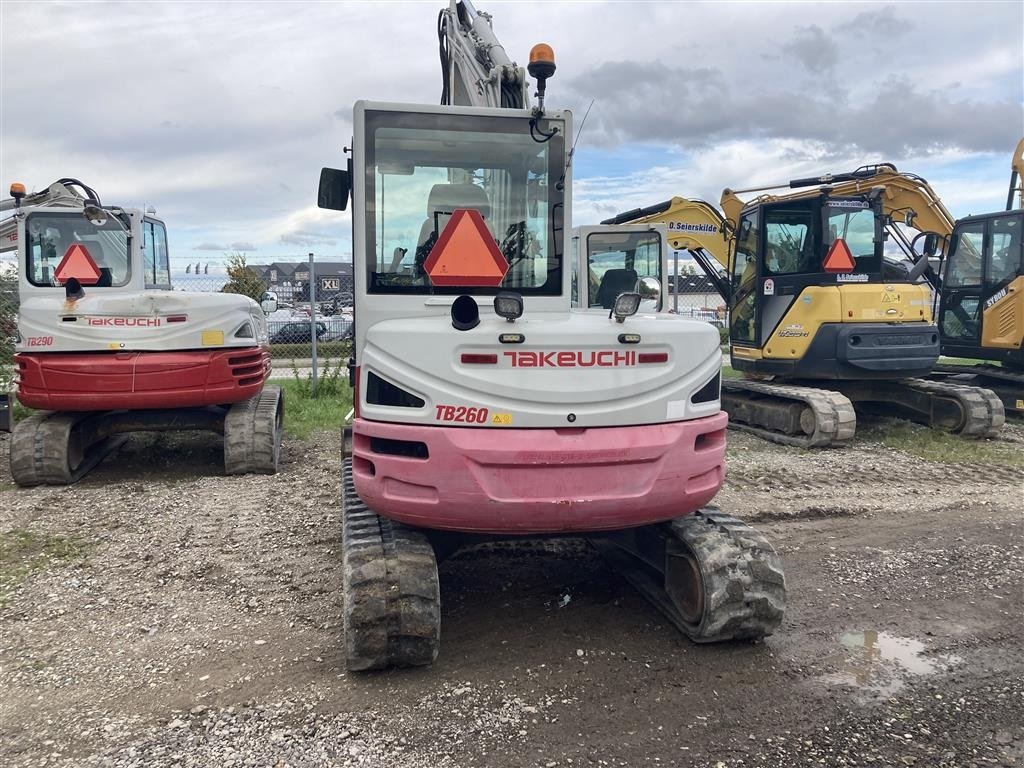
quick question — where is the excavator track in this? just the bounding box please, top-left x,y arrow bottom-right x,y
341,459 -> 440,672
721,379 -> 857,448
224,386 -> 284,475
928,364 -> 1024,418
9,412 -> 126,487
592,509 -> 786,642
838,378 -> 1005,439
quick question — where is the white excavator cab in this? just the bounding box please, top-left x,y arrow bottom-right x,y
571,223 -> 668,313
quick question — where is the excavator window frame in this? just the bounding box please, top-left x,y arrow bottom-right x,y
141,217 -> 172,290
361,107 -> 566,297
24,211 -> 131,289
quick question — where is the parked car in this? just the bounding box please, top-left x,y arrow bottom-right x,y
269,321 -> 326,344
268,319 -> 352,345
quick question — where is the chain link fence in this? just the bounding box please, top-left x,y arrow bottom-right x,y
181,256 -> 356,388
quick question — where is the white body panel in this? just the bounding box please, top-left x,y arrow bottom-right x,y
17,290 -> 266,353
360,309 -> 721,428
13,204 -> 266,354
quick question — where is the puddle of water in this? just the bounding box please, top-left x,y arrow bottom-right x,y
823,630 -> 961,698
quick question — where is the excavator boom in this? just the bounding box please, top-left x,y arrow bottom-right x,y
1009,137 -> 1024,211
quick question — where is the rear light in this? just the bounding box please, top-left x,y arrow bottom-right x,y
461,353 -> 498,364
638,352 -> 668,364
167,315 -> 188,323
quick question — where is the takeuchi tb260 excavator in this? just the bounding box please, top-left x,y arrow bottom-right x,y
0,179 -> 283,484
317,0 -> 786,671
605,167 -> 1007,447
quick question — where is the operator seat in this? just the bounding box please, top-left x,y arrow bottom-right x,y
417,183 -> 493,249
594,268 -> 638,309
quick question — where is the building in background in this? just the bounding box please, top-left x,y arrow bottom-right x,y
250,261 -> 353,305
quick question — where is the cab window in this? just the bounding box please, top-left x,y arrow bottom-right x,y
764,204 -> 814,275
25,212 -> 130,287
946,222 -> 985,287
142,219 -> 171,288
585,230 -> 660,309
730,210 -> 759,343
825,202 -> 880,274
987,215 -> 1021,286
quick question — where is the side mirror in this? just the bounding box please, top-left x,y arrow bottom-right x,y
260,291 -> 278,314
922,232 -> 939,258
636,276 -> 661,311
318,167 -> 351,211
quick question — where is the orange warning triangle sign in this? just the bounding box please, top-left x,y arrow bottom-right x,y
823,238 -> 856,273
54,243 -> 102,285
423,209 -> 509,287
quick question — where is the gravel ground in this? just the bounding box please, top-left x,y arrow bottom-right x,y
1,417 -> 1022,767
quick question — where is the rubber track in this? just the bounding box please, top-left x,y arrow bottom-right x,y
722,379 -> 857,448
9,412 -> 124,487
341,459 -> 440,671
668,509 -> 787,642
930,364 -> 1024,417
224,386 -> 283,475
902,378 -> 1005,438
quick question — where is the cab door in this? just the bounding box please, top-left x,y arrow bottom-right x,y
754,199 -> 819,346
979,213 -> 1023,351
939,219 -> 986,347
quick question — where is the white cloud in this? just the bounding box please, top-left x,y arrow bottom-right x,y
2,1 -> 1019,260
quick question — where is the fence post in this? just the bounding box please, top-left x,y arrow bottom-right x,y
672,250 -> 679,314
309,252 -> 318,394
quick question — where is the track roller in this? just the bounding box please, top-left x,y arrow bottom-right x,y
592,509 -> 786,643
9,411 -> 126,487
342,459 -> 440,671
224,385 -> 283,475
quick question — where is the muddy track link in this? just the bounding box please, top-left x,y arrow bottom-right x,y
593,509 -> 786,643
224,386 -> 283,475
667,510 -> 786,641
901,378 -> 1005,439
341,459 -> 440,671
721,379 -> 857,448
9,412 -> 126,487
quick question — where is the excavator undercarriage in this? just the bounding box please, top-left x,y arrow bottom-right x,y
341,460 -> 786,671
9,386 -> 283,486
717,377 -> 1004,449
927,364 -> 1024,418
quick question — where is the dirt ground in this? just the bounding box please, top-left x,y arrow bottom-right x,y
1,417 -> 1022,768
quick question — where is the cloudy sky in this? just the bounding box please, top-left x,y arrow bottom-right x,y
2,0 -> 1021,270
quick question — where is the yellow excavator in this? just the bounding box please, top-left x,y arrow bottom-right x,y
604,160 -> 1012,446
901,139 -> 1024,415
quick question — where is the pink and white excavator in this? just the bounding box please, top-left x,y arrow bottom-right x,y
1,178 -> 282,484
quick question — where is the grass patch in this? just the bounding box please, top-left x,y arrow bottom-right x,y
0,529 -> 93,606
721,365 -> 743,379
868,421 -> 1024,466
270,341 -> 351,360
279,378 -> 353,439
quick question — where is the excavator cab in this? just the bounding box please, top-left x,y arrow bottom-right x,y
938,210 -> 1024,367
570,224 -> 665,312
726,193 -> 940,379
